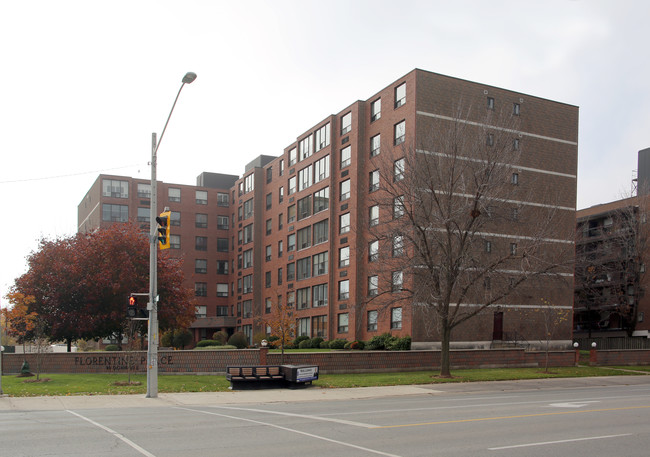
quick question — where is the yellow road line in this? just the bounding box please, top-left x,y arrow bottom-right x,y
372,405 -> 650,429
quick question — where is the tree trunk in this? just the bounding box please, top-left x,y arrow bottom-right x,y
439,326 -> 452,378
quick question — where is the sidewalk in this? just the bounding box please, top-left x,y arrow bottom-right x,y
1,375 -> 649,412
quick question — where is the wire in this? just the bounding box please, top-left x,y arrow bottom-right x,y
0,164 -> 147,184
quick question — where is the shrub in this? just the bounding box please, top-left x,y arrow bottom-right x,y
319,340 -> 330,349
366,333 -> 393,350
298,339 -> 312,349
212,331 -> 229,344
350,340 -> 365,350
228,332 -> 249,349
344,341 -> 352,349
310,337 -> 324,348
195,339 -> 222,348
329,339 -> 347,350
195,344 -> 237,350
387,335 -> 411,351
160,331 -> 174,348
172,329 -> 193,349
104,344 -> 120,351
293,335 -> 309,347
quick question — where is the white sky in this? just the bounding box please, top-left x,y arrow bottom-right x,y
1,0 -> 649,301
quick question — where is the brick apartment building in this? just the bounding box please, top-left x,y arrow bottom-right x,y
79,68 -> 578,348
574,148 -> 650,339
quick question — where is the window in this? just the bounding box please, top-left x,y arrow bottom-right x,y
314,155 -> 329,183
195,282 -> 207,297
195,259 -> 207,274
137,207 -> 150,223
216,283 -> 228,297
102,179 -> 128,198
217,192 -> 229,207
315,123 -> 330,151
195,213 -> 208,228
278,213 -> 284,230
137,183 -> 151,198
218,305 -> 229,316
288,204 -> 296,223
340,112 -> 352,135
339,279 -> 350,300
313,219 -> 328,245
340,213 -> 350,234
297,257 -> 311,280
340,146 -> 351,168
266,245 -> 272,261
484,276 -> 491,290
277,267 -> 283,285
395,82 -> 406,108
299,135 -> 313,160
367,310 -> 378,331
371,98 -> 381,121
339,246 -> 350,268
312,251 -> 328,277
266,218 -> 272,235
279,159 -> 285,176
394,158 -> 405,182
369,240 -> 379,262
298,166 -> 313,192
312,315 -> 328,338
297,226 -> 311,250
196,190 -> 208,205
511,207 -> 519,221
266,192 -> 272,210
170,211 -> 181,226
298,317 -> 310,337
168,187 -> 181,202
243,300 -> 252,318
287,233 -> 296,252
217,238 -> 229,252
313,284 -> 328,307
288,176 -> 297,195
487,96 -> 495,110
513,138 -> 520,151
243,199 -> 253,220
297,287 -> 310,309
392,235 -> 404,257
369,170 -> 379,192
266,167 -> 273,184
243,224 -> 253,244
511,173 -> 519,185
510,243 -> 517,255
217,260 -> 229,275
243,249 -> 253,268
369,205 -> 379,227
102,204 -> 128,222
313,187 -> 329,213
340,179 -> 351,201
513,102 -> 520,115
278,240 -> 284,258
391,307 -> 402,329
217,215 -> 229,230
392,271 -> 403,292
485,240 -> 492,253
279,186 -> 284,203
289,147 -> 297,166
287,262 -> 295,281
170,235 -> 181,249
298,195 -> 312,220
195,306 -> 207,318
243,275 -> 253,293
394,196 -> 405,218
265,298 -> 272,314
265,271 -> 272,288
487,134 -> 494,146
368,275 -> 378,296
338,313 -> 349,333
195,236 -> 208,251
244,174 -> 254,193
370,134 -> 381,157
394,120 -> 405,145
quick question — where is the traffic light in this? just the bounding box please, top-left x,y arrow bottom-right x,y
156,210 -> 171,250
127,295 -> 138,318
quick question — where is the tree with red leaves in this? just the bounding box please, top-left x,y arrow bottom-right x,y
11,223 -> 195,351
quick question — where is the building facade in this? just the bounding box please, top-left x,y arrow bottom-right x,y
79,69 -> 579,348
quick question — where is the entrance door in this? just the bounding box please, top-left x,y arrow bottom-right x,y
492,311 -> 504,340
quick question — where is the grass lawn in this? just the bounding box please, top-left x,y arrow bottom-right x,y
1,365 -> 647,397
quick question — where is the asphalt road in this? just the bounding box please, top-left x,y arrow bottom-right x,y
2,376 -> 650,456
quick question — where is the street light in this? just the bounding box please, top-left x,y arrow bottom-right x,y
147,72 -> 196,398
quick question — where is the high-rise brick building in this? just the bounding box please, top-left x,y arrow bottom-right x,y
79,69 -> 578,348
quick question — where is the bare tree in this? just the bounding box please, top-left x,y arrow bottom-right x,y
366,103 -> 573,377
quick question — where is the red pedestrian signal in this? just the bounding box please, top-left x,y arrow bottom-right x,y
127,295 -> 138,318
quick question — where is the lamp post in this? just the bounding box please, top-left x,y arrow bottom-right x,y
147,71 -> 196,398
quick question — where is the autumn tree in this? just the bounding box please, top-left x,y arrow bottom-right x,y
366,103 -> 574,377
259,293 -> 295,364
3,292 -> 38,360
11,223 -> 195,350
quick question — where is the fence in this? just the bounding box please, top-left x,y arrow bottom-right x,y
573,337 -> 650,350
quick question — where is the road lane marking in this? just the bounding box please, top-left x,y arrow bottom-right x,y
548,401 -> 600,408
67,410 -> 156,457
174,406 -> 403,457
371,405 -> 650,429
488,433 -> 632,450
207,405 -> 376,428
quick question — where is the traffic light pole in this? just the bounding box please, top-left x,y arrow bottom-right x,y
147,132 -> 159,398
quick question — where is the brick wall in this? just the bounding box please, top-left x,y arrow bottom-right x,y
0,348 -> 592,375
589,349 -> 650,366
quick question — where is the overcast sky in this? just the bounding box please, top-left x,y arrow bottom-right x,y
1,0 -> 649,302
